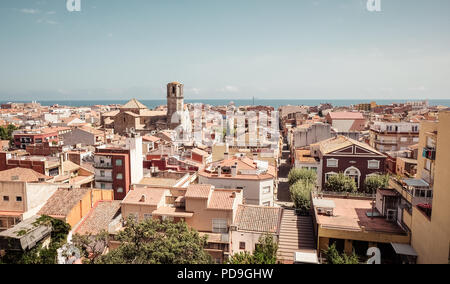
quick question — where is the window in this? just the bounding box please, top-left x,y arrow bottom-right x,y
327,159 -> 338,168
212,219 -> 228,233
16,196 -> 22,202
100,170 -> 105,177
239,242 -> 246,250
3,196 -> 9,202
117,187 -> 124,193
325,172 -> 337,182
368,160 -> 380,170
116,173 -> 123,180
143,214 -> 153,220
101,183 -> 106,189
115,159 -> 123,166
263,186 -> 271,194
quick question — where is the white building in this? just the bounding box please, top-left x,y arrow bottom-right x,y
198,155 -> 277,206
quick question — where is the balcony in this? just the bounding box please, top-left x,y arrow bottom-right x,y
389,177 -> 433,206
95,175 -> 113,182
94,162 -> 113,169
375,139 -> 397,145
422,147 -> 436,161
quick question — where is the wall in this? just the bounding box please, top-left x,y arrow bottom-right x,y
0,181 -> 26,212
411,111 -> 450,264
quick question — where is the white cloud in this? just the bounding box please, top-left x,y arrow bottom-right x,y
220,85 -> 240,93
20,9 -> 40,14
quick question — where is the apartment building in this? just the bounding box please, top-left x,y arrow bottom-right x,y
12,128 -> 60,149
94,136 -> 143,200
0,168 -> 59,231
198,155 -> 277,206
325,112 -> 366,132
121,184 -> 243,263
406,111 -> 450,264
369,121 -> 420,153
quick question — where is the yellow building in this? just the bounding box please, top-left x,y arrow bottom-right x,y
408,110 -> 450,264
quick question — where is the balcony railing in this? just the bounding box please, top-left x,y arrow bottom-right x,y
94,162 -> 113,168
95,175 -> 113,182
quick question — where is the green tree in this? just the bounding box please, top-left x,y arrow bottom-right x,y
290,180 -> 314,214
364,174 -> 389,194
95,217 -> 212,264
226,251 -> 255,264
288,168 -> 317,186
253,234 -> 278,264
323,243 -> 359,264
325,173 -> 357,193
226,234 -> 279,264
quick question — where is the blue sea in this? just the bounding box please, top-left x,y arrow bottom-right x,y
1,99 -> 450,109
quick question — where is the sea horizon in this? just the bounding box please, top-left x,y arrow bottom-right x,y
1,98 -> 449,109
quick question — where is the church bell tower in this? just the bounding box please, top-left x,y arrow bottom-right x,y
167,82 -> 184,129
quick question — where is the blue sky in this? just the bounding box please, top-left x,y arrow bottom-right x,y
0,0 -> 449,100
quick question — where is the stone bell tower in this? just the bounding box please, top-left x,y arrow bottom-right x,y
167,82 -> 184,129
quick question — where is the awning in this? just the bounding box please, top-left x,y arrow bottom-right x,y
403,178 -> 429,188
391,243 -> 418,257
294,251 -> 319,264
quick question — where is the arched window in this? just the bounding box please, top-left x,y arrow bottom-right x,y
344,166 -> 361,188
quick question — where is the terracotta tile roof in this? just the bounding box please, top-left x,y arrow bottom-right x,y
313,135 -> 384,156
329,112 -> 364,120
0,168 -> 52,182
75,201 -> 121,235
191,148 -> 209,157
234,205 -> 283,233
142,135 -> 161,142
207,189 -> 238,210
295,149 -> 318,164
39,188 -> 91,217
138,177 -> 178,187
185,184 -> 212,199
121,187 -> 167,206
120,98 -> 148,109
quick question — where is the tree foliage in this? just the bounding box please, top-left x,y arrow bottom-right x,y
227,234 -> 278,264
325,173 -> 357,193
94,217 -> 212,264
364,174 -> 389,194
288,168 -> 317,186
290,180 -> 314,214
323,243 -> 359,264
0,124 -> 17,145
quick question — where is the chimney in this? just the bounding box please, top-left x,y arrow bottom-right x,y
231,162 -> 237,177
231,192 -> 236,198
253,152 -> 258,159
217,166 -> 222,177
59,153 -> 64,174
140,195 -> 146,202
224,152 -> 229,160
